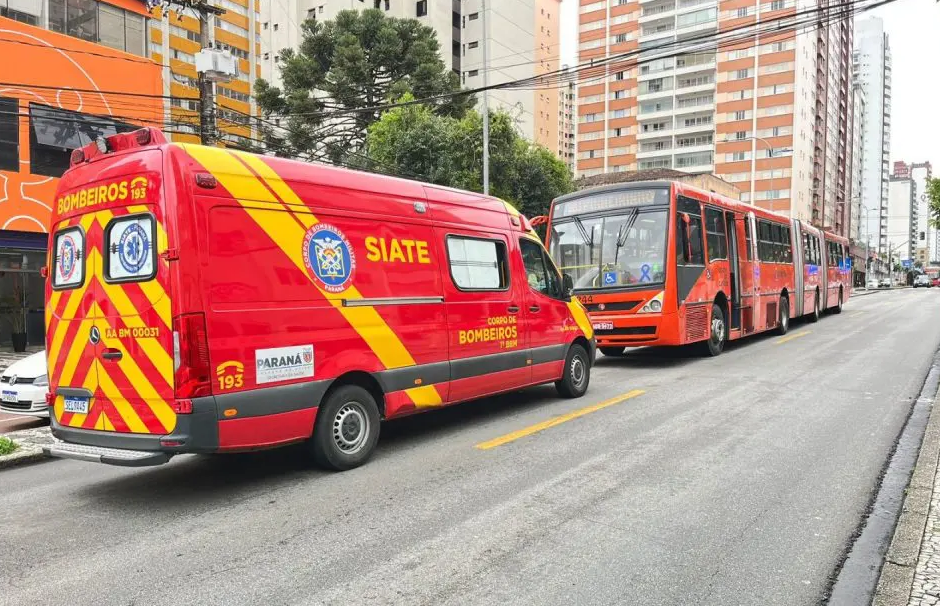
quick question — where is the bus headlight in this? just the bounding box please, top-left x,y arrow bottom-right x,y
638,291 -> 664,313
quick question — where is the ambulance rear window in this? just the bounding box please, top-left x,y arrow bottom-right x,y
52,227 -> 85,290
104,214 -> 157,283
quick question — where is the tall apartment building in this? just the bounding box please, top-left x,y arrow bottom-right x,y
576,0 -> 854,235
894,161 -> 935,263
855,16 -> 891,255
260,0 -> 561,146
559,79 -> 576,173
151,0 -> 261,145
886,175 -> 915,262
850,80 -> 865,245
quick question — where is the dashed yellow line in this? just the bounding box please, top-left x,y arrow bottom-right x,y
776,330 -> 811,345
475,390 -> 646,450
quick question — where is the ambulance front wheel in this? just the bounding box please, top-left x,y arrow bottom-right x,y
556,343 -> 590,398
309,385 -> 381,471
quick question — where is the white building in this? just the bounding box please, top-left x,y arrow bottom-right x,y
259,0 -> 560,145
850,82 -> 866,245
887,176 -> 915,262
909,163 -> 934,263
855,16 -> 892,255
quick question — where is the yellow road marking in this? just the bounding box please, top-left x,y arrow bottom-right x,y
776,330 -> 810,345
475,389 -> 645,450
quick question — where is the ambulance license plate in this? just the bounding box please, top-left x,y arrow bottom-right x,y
63,396 -> 89,414
592,321 -> 614,331
1,390 -> 16,403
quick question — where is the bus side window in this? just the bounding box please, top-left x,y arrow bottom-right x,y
783,226 -> 792,263
676,212 -> 705,266
704,207 -> 727,261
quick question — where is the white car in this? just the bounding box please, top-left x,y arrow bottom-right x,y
867,279 -> 879,289
0,352 -> 49,417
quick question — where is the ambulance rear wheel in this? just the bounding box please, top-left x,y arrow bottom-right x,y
556,344 -> 590,398
309,385 -> 381,471
600,346 -> 625,357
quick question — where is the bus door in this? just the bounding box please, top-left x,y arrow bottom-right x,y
747,212 -> 763,331
724,210 -> 742,331
791,219 -> 805,316
738,213 -> 756,334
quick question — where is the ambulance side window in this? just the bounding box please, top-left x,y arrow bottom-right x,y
104,213 -> 157,283
446,235 -> 509,291
52,227 -> 85,290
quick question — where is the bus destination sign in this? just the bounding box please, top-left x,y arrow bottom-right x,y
553,188 -> 669,218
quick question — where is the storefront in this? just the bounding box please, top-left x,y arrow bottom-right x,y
0,232 -> 47,347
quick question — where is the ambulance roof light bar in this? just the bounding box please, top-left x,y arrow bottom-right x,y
70,127 -> 167,167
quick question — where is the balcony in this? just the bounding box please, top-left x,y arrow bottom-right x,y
637,126 -> 674,140
640,2 -> 676,22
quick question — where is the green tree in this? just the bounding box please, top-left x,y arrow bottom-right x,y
255,9 -> 473,163
928,177 -> 940,229
364,101 -> 573,217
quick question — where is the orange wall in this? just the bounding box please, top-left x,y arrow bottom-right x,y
0,17 -> 163,234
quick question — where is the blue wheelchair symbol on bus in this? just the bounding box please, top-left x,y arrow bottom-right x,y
603,271 -> 617,285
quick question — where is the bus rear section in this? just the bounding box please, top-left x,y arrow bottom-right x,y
45,129 -> 192,466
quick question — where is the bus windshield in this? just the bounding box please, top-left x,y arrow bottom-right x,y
550,208 -> 669,290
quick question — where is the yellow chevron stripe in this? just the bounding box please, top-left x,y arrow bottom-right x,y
182,145 -> 442,406
98,328 -> 176,433
57,316 -> 95,388
95,361 -> 150,433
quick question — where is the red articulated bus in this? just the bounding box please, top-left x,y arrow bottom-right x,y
542,181 -> 852,357
42,128 -> 596,470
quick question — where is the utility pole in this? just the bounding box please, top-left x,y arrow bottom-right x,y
198,9 -> 216,145
152,0 -> 226,145
481,0 -> 489,195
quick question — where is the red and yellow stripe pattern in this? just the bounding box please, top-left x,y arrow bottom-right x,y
46,205 -> 176,434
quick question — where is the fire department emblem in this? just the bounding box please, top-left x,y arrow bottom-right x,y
118,223 -> 150,274
303,224 -> 356,293
58,234 -> 78,281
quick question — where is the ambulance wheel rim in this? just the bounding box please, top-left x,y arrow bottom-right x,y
333,402 -> 369,454
570,355 -> 586,388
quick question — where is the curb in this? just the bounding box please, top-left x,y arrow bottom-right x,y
0,446 -> 47,470
872,369 -> 940,605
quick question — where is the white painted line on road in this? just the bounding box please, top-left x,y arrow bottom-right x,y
475,389 -> 645,450
776,330 -> 810,345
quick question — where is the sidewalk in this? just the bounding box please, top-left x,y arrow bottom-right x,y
0,425 -> 50,469
874,372 -> 940,605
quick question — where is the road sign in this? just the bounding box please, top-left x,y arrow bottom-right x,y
902,259 -> 913,269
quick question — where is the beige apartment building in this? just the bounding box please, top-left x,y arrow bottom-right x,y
261,0 -> 561,147
576,0 -> 855,236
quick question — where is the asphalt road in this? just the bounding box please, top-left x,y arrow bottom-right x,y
2,289 -> 939,606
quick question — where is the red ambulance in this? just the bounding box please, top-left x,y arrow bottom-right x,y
42,128 -> 595,470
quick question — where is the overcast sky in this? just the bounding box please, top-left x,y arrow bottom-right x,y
558,0 -> 938,169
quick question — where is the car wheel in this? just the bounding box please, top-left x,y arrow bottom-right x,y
808,290 -> 820,323
556,344 -> 591,398
308,385 -> 381,471
701,303 -> 726,357
599,346 -> 625,357
776,295 -> 790,335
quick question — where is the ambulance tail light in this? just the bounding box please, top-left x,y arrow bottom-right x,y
173,312 -> 211,401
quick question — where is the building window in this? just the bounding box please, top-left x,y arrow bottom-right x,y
29,103 -> 134,178
468,12 -> 478,20
1,0 -> 41,24
0,97 -> 17,172
49,0 -> 146,56
416,0 -> 428,16
736,7 -> 748,17
466,69 -> 478,77
468,41 -> 478,49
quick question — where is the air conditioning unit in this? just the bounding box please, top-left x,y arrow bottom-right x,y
195,48 -> 239,82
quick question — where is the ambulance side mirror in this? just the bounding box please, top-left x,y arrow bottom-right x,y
562,273 -> 574,299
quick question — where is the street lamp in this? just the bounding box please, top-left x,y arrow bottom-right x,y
720,135 -> 791,204
888,239 -> 910,287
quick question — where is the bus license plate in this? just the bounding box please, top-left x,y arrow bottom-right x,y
1,390 -> 16,403
63,396 -> 89,414
592,322 -> 614,331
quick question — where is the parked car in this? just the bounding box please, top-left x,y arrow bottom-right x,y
867,279 -> 880,289
879,278 -> 891,289
0,351 -> 48,417
933,277 -> 940,288
914,274 -> 932,288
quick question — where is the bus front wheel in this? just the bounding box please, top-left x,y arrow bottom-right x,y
702,303 -> 726,357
